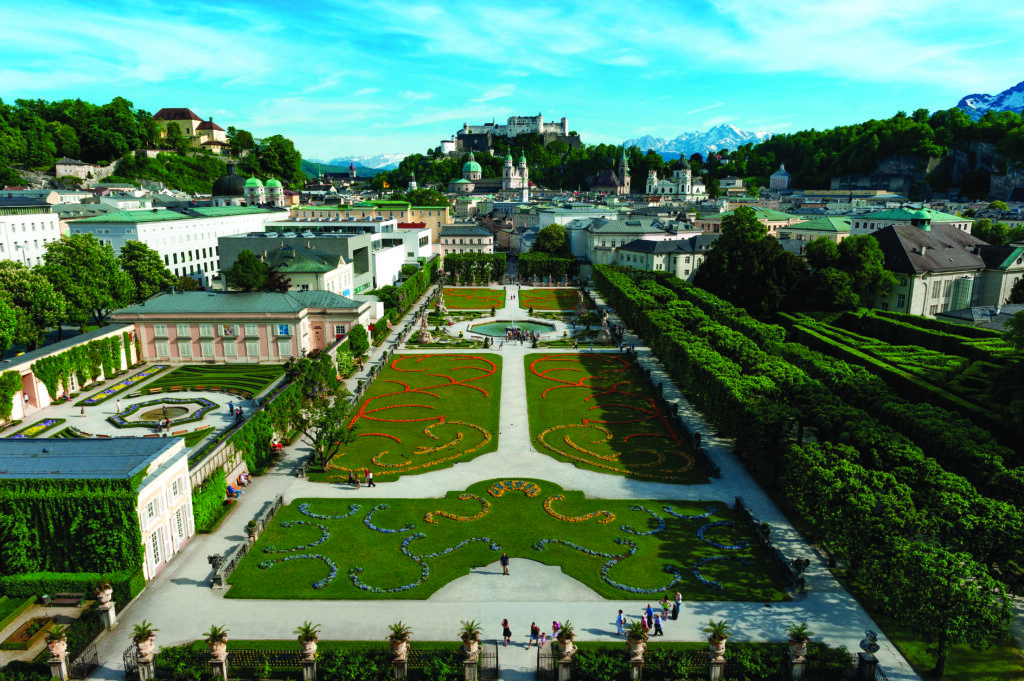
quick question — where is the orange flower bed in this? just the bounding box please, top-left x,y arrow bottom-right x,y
543,494 -> 615,524
424,493 -> 492,524
487,480 -> 541,498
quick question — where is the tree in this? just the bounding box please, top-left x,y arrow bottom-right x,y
175,275 -> 203,291
987,200 -> 1009,211
0,261 -> 65,350
804,237 -> 840,271
869,542 -> 1012,678
971,218 -> 1010,246
224,250 -> 268,292
1004,311 -> 1024,352
404,188 -> 450,207
348,324 -> 369,357
40,234 -> 134,328
290,353 -> 356,470
1006,278 -> 1024,305
118,240 -> 176,302
837,235 -> 897,296
532,223 -> 568,255
0,296 -> 16,355
264,266 -> 292,293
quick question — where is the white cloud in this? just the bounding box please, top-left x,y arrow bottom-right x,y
686,102 -> 724,115
472,85 -> 514,103
355,87 -> 380,96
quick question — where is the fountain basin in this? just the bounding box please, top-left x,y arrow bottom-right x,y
471,320 -> 555,337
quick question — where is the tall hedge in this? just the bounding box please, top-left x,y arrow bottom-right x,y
0,371 -> 20,421
191,469 -> 227,533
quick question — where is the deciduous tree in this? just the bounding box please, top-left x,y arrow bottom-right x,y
0,261 -> 65,349
40,234 -> 135,328
224,250 -> 268,292
118,240 -> 176,302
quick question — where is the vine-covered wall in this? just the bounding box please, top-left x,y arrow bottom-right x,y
30,336 -> 125,399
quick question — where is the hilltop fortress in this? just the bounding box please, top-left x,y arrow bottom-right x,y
447,113 -> 582,153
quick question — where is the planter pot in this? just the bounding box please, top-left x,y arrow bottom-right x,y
789,639 -> 808,660
390,640 -> 408,661
47,638 -> 68,659
557,639 -> 576,662
300,640 -> 317,661
95,587 -> 113,605
136,636 -> 156,660
627,640 -> 646,662
708,637 -> 726,662
208,640 -> 228,662
461,638 -> 479,656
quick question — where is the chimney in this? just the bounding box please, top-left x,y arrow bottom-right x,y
995,305 -> 1002,315
920,245 -> 928,255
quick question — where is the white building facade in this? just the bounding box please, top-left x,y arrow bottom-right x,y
0,199 -> 63,267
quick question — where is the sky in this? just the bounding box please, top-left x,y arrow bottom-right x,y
2,0 -> 1024,161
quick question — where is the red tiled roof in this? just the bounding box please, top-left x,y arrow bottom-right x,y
153,108 -> 202,121
398,222 -> 427,229
201,139 -> 228,146
197,119 -> 225,131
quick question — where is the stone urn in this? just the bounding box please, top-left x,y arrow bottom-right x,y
47,637 -> 68,659
208,640 -> 228,662
557,638 -> 576,662
461,637 -> 479,659
136,635 -> 156,660
300,640 -> 317,662
708,637 -> 727,662
95,586 -> 113,606
390,640 -> 409,662
788,638 -> 808,661
627,640 -> 646,662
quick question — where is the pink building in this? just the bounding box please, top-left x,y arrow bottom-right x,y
111,291 -> 374,363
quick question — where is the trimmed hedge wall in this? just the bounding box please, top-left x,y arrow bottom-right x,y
837,310 -> 1013,364
30,336 -> 124,400
192,470 -> 228,533
875,309 -> 1003,339
0,568 -> 145,613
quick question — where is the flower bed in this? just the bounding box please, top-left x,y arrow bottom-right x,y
0,617 -> 54,651
7,418 -> 65,439
106,397 -> 218,429
77,365 -> 169,405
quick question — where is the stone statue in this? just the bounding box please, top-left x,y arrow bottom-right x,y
596,310 -> 612,344
418,313 -> 434,344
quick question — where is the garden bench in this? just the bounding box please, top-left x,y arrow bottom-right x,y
148,388 -> 162,394
49,592 -> 84,607
194,425 -> 212,432
143,434 -> 160,438
172,430 -> 188,437
97,434 -> 110,439
170,386 -> 183,391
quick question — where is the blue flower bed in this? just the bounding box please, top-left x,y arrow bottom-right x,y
620,506 -> 666,536
697,521 -> 749,550
80,365 -> 169,405
106,397 -> 218,429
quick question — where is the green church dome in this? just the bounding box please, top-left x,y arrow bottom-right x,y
244,176 -> 264,188
463,152 -> 482,174
265,177 -> 283,188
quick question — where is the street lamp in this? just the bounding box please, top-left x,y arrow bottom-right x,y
14,244 -> 28,266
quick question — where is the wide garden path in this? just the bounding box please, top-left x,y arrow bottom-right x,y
87,284 -> 919,681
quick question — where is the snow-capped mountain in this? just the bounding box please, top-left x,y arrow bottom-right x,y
957,79 -> 1024,120
316,153 -> 407,170
623,124 -> 773,158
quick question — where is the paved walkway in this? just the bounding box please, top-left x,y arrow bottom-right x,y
87,284 -> 920,681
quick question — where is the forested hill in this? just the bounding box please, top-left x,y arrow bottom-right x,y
0,97 -> 305,193
377,108 -> 1024,201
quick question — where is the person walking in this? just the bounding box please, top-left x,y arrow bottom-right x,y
653,614 -> 664,637
499,552 -> 510,575
645,603 -> 654,628
228,400 -> 234,414
527,622 -> 540,649
365,468 -> 375,487
115,399 -> 121,413
673,592 -> 682,621
616,610 -> 625,636
80,404 -> 85,417
501,619 -> 512,647
661,596 -> 672,621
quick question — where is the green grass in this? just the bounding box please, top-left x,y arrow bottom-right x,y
183,426 -> 214,448
440,287 -> 505,309
136,363 -> 285,399
835,570 -> 1024,681
0,596 -> 35,631
226,478 -> 788,601
308,354 -> 501,482
76,364 -> 171,406
52,427 -> 87,439
524,354 -> 708,483
519,288 -> 592,311
179,640 -> 464,652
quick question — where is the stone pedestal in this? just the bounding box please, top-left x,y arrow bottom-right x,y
856,653 -> 878,681
301,661 -> 316,681
392,659 -> 408,680
785,651 -> 806,680
138,659 -> 155,681
463,659 -> 478,681
629,660 -> 643,680
709,660 -> 725,681
48,655 -> 68,681
99,601 -> 117,629
209,659 -> 228,679
557,660 -> 571,681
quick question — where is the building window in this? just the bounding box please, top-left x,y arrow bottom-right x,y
178,342 -> 192,358
334,324 -> 346,337
199,324 -> 214,338
300,284 -> 310,291
171,479 -> 179,497
277,324 -> 291,336
245,341 -> 259,357
224,343 -> 237,358
899,278 -> 907,287
150,531 -> 161,565
897,294 -> 906,309
153,324 -> 168,338
201,342 -> 215,357
146,501 -> 156,519
244,324 -> 258,337
155,341 -> 169,357
175,508 -> 185,540
278,340 -> 292,357
930,304 -> 938,315
176,324 -> 190,337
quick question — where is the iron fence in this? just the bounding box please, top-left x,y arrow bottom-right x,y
536,644 -> 555,680
479,641 -> 499,681
68,641 -> 99,679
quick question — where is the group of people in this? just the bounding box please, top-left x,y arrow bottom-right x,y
504,327 -> 539,344
346,468 -> 375,488
615,593 -> 683,637
153,418 -> 173,432
500,620 -> 562,649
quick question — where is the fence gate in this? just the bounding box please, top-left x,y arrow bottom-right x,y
122,643 -> 139,681
535,644 -> 555,681
68,641 -> 99,679
479,642 -> 499,681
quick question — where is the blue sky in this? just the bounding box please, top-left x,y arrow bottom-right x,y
2,0 -> 1023,159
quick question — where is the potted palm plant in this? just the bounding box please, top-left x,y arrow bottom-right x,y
132,620 -> 158,659
387,622 -> 412,661
295,621 -> 321,661
703,619 -> 732,661
624,619 -> 648,661
555,620 -> 576,659
204,624 -> 229,662
459,620 -> 483,657
46,625 -> 68,659
786,622 -> 813,660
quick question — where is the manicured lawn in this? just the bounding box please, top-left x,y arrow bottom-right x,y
135,363 -> 285,399
524,354 -> 707,483
226,479 -> 787,601
440,287 -> 505,309
77,364 -> 170,406
520,288 -> 591,311
308,354 -> 501,482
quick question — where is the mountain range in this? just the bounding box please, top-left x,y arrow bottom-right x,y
623,124 -> 774,159
307,153 -> 407,170
957,79 -> 1024,120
